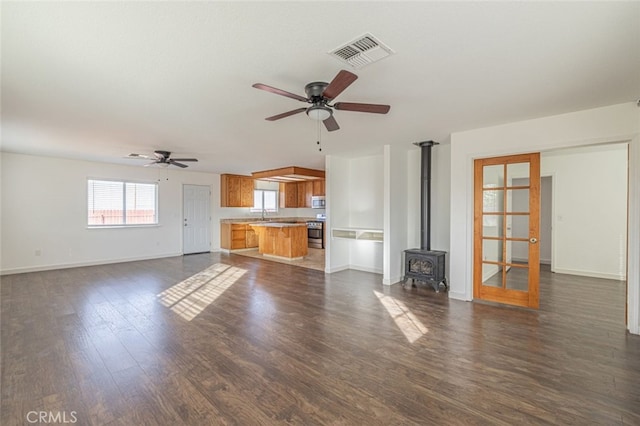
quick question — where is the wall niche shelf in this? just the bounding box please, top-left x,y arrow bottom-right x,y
332,228 -> 384,242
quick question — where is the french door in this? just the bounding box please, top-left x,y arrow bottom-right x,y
473,153 -> 540,309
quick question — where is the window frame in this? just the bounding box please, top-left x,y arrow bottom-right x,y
87,178 -> 159,228
250,189 -> 279,213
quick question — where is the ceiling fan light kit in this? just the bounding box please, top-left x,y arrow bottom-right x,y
252,69 -> 390,132
307,105 -> 332,121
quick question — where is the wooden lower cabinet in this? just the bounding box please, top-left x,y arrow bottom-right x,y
251,224 -> 308,258
245,226 -> 259,248
220,223 -> 259,250
230,224 -> 246,250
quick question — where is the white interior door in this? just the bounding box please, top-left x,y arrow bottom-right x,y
183,184 -> 211,254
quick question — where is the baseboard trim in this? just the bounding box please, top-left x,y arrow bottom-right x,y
0,252 -> 184,276
350,265 -> 383,275
448,291 -> 469,301
382,275 -> 402,286
326,265 -> 350,274
325,264 -> 383,276
553,267 -> 626,281
512,256 -> 551,265
219,248 -> 255,254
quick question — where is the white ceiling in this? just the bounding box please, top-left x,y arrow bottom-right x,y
2,1 -> 639,175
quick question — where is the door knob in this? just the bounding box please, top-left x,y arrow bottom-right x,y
530,237 -> 538,244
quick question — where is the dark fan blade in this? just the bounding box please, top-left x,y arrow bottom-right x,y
170,158 -> 198,162
334,102 -> 390,114
168,160 -> 188,168
265,108 -> 307,121
252,83 -> 308,102
322,70 -> 358,100
323,115 -> 340,132
143,161 -> 159,167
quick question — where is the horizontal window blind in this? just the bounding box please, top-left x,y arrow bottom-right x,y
88,180 -> 158,226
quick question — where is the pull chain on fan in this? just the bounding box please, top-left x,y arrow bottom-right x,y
316,119 -> 322,152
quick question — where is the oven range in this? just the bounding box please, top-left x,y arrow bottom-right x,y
306,214 -> 325,249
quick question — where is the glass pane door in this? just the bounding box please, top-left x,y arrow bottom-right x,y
474,154 -> 540,309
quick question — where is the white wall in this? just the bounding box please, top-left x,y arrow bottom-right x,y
325,153 -> 385,275
218,207 -> 323,220
349,156 -> 384,228
449,102 -> 640,335
541,145 -> 627,279
0,152 -> 219,274
325,155 -> 350,273
383,145 -> 408,284
540,176 -> 552,264
350,154 -> 384,274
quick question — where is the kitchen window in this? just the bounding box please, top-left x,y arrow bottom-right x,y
251,189 -> 278,213
88,179 -> 158,226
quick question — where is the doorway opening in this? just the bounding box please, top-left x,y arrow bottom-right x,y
474,143 -> 629,325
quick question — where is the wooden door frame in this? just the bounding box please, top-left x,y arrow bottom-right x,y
473,153 -> 540,309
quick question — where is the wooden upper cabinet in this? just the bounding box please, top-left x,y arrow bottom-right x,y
279,180 -> 320,208
312,179 -> 325,197
220,174 -> 254,207
240,178 -> 254,207
279,182 -> 298,208
297,181 -> 313,208
297,182 -> 306,207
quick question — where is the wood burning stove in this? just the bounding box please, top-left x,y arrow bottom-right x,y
404,249 -> 447,291
403,141 -> 448,292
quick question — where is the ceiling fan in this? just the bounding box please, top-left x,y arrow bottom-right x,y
252,70 -> 390,132
126,150 -> 198,168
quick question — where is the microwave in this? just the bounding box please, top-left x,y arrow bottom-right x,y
311,196 -> 325,209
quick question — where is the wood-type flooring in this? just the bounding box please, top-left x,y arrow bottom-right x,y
1,253 -> 639,425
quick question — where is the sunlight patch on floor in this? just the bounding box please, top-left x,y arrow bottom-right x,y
157,263 -> 246,321
374,290 -> 428,343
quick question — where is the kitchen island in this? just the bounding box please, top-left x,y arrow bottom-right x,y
249,222 -> 308,260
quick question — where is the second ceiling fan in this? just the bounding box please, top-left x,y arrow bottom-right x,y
252,70 -> 390,132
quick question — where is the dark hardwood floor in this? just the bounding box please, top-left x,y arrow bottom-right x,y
2,254 -> 639,425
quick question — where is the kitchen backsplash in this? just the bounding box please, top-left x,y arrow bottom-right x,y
219,207 -> 325,220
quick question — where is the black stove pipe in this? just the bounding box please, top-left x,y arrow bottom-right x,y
414,140 -> 438,251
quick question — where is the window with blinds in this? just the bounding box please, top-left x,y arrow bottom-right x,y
88,179 -> 158,226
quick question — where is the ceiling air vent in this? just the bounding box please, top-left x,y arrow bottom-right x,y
328,33 -> 394,69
